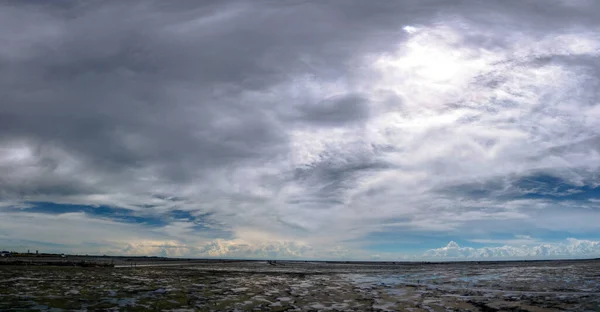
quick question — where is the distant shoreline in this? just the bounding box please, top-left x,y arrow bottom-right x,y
2,253 -> 599,267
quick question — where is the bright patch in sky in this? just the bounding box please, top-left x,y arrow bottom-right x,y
402,25 -> 419,34
1,1 -> 600,260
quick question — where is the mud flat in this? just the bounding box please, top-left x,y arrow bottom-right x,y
1,259 -> 599,311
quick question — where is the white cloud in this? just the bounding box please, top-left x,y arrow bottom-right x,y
402,25 -> 420,34
423,239 -> 600,260
113,238 -> 358,260
117,238 -> 600,261
469,235 -> 540,246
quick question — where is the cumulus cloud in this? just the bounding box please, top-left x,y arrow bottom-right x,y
115,239 -> 355,260
111,238 -> 600,261
1,0 -> 600,259
423,239 -> 600,260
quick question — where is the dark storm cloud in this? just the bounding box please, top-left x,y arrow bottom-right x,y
2,0 -> 594,195
293,94 -> 371,127
0,0 -> 427,200
290,154 -> 391,208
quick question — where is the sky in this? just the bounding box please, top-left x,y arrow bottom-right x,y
1,0 -> 600,261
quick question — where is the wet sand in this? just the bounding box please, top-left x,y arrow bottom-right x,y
1,259 -> 599,311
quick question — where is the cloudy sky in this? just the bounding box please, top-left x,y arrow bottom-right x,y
1,0 -> 600,260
